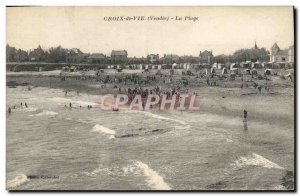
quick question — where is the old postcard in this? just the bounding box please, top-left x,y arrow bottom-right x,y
6,6 -> 294,191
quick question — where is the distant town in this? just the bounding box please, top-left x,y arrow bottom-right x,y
6,42 -> 294,72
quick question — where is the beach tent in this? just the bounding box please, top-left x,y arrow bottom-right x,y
172,63 -> 177,69
251,69 -> 258,76
252,61 -> 262,69
211,67 -> 216,74
212,63 -> 218,69
240,61 -> 251,68
183,63 -> 190,70
222,67 -> 228,74
230,63 -> 238,70
138,64 -> 143,70
70,66 -> 76,72
265,69 -> 272,75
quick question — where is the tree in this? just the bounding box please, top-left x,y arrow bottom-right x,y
47,46 -> 68,62
6,44 -> 29,62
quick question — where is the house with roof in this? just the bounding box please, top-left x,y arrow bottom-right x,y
270,43 -> 294,65
66,48 -> 88,63
199,50 -> 213,64
111,50 -> 128,62
88,53 -> 107,64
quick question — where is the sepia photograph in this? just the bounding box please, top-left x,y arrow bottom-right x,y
5,6 -> 295,191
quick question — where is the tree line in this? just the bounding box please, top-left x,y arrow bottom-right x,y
214,47 -> 270,64
6,44 -> 69,63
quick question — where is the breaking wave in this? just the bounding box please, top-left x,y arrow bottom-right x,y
135,161 -> 171,190
84,165 -> 140,177
92,124 -> 116,138
84,161 -> 171,190
126,110 -> 187,125
6,174 -> 29,190
29,110 -> 58,117
233,153 -> 285,170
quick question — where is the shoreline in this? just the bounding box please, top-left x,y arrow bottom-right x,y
6,74 -> 294,127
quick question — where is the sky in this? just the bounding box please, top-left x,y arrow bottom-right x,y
6,6 -> 294,57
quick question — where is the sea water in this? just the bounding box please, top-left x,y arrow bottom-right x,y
6,86 -> 294,190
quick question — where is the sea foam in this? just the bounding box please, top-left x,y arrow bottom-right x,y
135,161 -> 171,190
6,174 -> 29,190
92,124 -> 116,138
233,153 -> 285,170
126,110 -> 187,125
29,110 -> 58,117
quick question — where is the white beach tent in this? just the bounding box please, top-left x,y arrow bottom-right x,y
212,63 -> 218,69
230,63 -> 238,70
222,67 -> 228,74
172,63 -> 177,69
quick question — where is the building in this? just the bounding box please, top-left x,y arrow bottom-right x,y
111,50 -> 128,62
88,53 -> 106,64
147,54 -> 159,64
199,50 -> 213,64
270,43 -> 294,64
29,45 -> 46,61
66,48 -> 87,63
160,54 -> 180,64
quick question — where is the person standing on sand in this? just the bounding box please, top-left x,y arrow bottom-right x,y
258,86 -> 262,93
25,103 -> 28,108
8,107 -> 11,114
243,110 -> 248,120
20,102 -> 23,107
69,102 -> 72,108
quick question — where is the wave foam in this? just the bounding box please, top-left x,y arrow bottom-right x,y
127,110 -> 187,125
6,174 -> 29,190
29,110 -> 58,117
84,165 -> 139,177
233,153 -> 284,170
135,161 -> 171,190
92,124 -> 116,135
